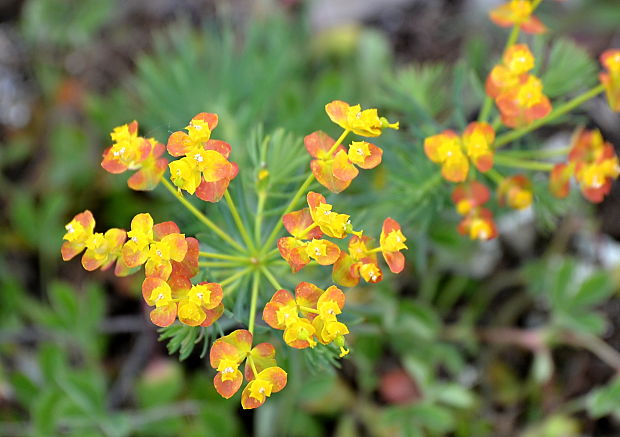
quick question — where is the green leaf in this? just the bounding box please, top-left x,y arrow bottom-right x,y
571,272 -> 614,308
587,378 -> 620,419
541,38 -> 598,98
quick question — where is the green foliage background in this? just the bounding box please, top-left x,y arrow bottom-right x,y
1,1 -> 620,436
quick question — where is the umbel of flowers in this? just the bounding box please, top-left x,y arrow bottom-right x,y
62,100 -> 404,409
420,0 -> 620,242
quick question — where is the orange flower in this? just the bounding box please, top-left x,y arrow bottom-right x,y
305,130 -> 352,193
457,208 -> 498,241
568,129 -> 620,203
489,0 -> 547,34
209,329 -> 287,408
486,44 -> 535,99
121,213 -> 188,281
61,210 -> 127,272
424,123 -> 495,182
451,181 -> 491,216
101,121 -> 167,191
496,74 -> 552,128
167,113 -> 238,202
380,218 -> 407,274
332,235 -> 382,287
599,49 -> 620,112
498,175 -> 533,209
325,100 -> 398,137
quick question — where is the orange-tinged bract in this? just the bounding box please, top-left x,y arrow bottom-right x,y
599,49 -> 620,112
380,218 -> 407,274
167,113 -> 238,201
333,235 -> 383,287
101,121 -> 168,191
452,182 -> 498,241
489,0 -> 547,34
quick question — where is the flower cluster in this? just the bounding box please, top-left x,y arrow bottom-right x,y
277,191 -> 407,285
424,122 -> 495,182
551,129 -> 620,203
263,283 -> 350,357
64,101 -> 407,410
101,121 -> 168,191
209,330 -> 287,409
600,49 -> 620,112
489,0 -> 546,34
486,44 -> 551,128
498,175 -> 533,210
305,101 -> 398,193
167,113 -> 238,202
451,182 -> 498,241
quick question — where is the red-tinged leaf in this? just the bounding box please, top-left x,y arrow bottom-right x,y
150,303 -> 177,327
295,282 -> 323,314
318,285 -> 345,310
304,131 -> 336,159
142,277 -> 169,305
114,256 -> 136,277
200,303 -> 224,327
61,241 -> 84,261
145,258 -> 173,280
383,251 -> 405,274
488,3 -> 514,28
196,282 -> 224,309
101,147 -> 128,174
550,163 -> 571,198
204,139 -> 231,158
122,241 -> 148,268
168,274 -> 192,298
219,329 -> 253,358
195,175 -> 231,202
357,143 -> 383,169
214,370 -> 243,399
310,159 -> 351,193
167,131 -> 191,157
521,15 -> 547,34
81,249 -> 107,271
332,252 -> 360,287
193,112 -> 219,131
325,100 -> 349,130
452,181 -> 491,209
241,384 -> 264,409
278,237 -> 309,273
263,289 -> 296,329
127,120 -> 138,135
313,240 -> 341,266
259,367 -> 287,392
210,338 -> 241,369
282,208 -> 322,239
245,343 -> 277,381
473,153 -> 494,172
332,150 -> 359,182
582,183 -> 611,204
127,157 -> 167,191
161,233 -> 188,262
171,237 -> 199,279
153,221 -> 181,240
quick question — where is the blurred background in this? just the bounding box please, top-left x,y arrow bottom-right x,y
2,0 -> 620,436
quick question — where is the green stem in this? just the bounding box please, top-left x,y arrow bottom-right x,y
494,154 -> 554,171
224,190 -> 256,252
261,266 -> 283,290
261,129 -> 350,254
161,178 -> 246,253
501,146 -> 571,159
255,190 -> 267,245
199,251 -> 248,262
486,168 -> 504,185
248,270 -> 261,335
220,267 -> 252,287
494,84 -> 605,148
198,261 -> 242,268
